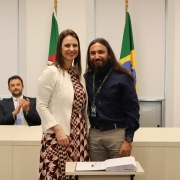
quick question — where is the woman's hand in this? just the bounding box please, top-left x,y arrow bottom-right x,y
56,130 -> 70,147
52,125 -> 70,147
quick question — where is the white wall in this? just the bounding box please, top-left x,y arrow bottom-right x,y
0,0 -> 19,97
173,0 -> 180,126
1,0 -> 180,126
18,0 -> 90,97
166,0 -> 180,126
95,0 -> 165,99
165,0 -> 180,126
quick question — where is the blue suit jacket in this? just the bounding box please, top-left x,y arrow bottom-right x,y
0,96 -> 41,126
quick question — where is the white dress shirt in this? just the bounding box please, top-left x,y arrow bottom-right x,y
12,95 -> 28,125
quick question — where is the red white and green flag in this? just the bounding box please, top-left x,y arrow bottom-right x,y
48,12 -> 59,64
120,12 -> 137,91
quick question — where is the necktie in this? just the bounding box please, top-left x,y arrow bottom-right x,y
16,99 -> 22,125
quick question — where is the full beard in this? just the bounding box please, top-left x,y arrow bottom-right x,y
12,91 -> 22,98
90,59 -> 111,74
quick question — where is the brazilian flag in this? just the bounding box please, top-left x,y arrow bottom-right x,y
120,12 -> 137,91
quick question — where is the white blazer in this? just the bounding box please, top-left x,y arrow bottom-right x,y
37,65 -> 89,135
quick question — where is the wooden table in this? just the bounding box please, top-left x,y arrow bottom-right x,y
0,125 -> 41,180
1,126 -> 180,180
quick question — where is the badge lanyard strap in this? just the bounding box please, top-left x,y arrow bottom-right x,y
92,68 -> 112,105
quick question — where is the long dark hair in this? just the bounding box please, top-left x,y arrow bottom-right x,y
54,29 -> 82,77
86,38 -> 134,80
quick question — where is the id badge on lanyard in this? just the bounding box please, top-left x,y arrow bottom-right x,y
91,103 -> 96,117
91,68 -> 112,117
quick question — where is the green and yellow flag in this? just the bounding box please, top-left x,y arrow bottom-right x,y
48,12 -> 59,64
120,12 -> 137,90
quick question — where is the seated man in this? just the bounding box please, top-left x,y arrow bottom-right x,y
0,75 -> 41,126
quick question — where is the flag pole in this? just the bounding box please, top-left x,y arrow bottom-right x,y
54,0 -> 58,15
125,0 -> 128,12
125,0 -> 128,19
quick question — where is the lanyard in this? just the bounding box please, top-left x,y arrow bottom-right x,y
92,68 -> 112,105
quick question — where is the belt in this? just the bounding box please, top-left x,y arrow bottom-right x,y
91,123 -> 125,132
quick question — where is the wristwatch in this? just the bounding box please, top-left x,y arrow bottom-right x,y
125,137 -> 133,143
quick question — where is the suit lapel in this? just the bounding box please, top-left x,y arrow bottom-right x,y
8,98 -> 15,111
22,96 -> 27,116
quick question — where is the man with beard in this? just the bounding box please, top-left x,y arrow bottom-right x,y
85,38 -> 140,161
0,75 -> 41,125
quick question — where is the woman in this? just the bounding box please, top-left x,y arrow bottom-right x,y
37,29 -> 89,180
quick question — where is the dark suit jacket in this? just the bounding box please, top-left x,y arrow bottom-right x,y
0,96 -> 41,126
